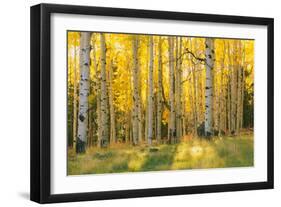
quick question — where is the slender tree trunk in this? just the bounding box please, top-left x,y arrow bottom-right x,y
240,42 -> 246,129
182,97 -> 186,136
156,37 -> 163,143
191,66 -> 198,135
178,38 -> 184,138
219,41 -> 226,136
147,36 -> 154,145
125,111 -> 131,143
137,52 -> 142,143
145,40 -> 149,143
154,98 -> 157,141
191,39 -> 198,137
175,37 -> 183,141
88,96 -> 92,147
99,33 -> 109,147
77,32 -> 91,153
232,41 -> 238,134
91,35 -> 101,146
198,67 -> 204,124
132,36 -> 140,145
145,91 -> 148,142
130,116 -> 133,143
204,38 -> 215,137
96,68 -> 102,146
137,86 -> 142,143
227,75 -> 231,134
87,34 -> 95,147
227,42 -> 234,134
188,69 -> 196,135
188,39 -> 197,136
68,48 -> 74,148
168,37 -> 176,143
108,59 -> 116,144
236,41 -> 242,135
88,56 -> 93,147
175,38 -> 179,140
73,37 -> 78,150
213,62 -> 218,132
224,76 -> 227,133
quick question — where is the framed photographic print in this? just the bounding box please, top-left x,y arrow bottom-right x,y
30,3 -> 274,203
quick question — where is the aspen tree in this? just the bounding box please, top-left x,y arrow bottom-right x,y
100,33 -> 109,147
219,41 -> 226,136
175,37 -> 183,140
156,36 -> 163,143
147,36 -> 154,145
191,38 -> 198,136
72,34 -> 78,150
91,34 -> 101,145
240,42 -> 246,129
77,32 -> 91,153
236,40 -> 242,135
204,38 -> 215,137
132,36 -> 140,145
168,37 -> 176,143
108,59 -> 116,143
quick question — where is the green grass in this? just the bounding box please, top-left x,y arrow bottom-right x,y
67,133 -> 253,175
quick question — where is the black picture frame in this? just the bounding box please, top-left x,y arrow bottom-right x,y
30,3 -> 274,204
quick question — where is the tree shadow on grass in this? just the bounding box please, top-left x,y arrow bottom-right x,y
139,144 -> 178,172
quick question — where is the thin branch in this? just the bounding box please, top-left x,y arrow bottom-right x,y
184,47 -> 206,63
162,47 -> 206,65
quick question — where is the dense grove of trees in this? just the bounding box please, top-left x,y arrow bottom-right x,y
67,32 -> 254,153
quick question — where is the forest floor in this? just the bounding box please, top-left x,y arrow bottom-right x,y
67,132 -> 253,175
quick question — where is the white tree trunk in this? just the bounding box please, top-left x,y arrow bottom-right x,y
227,74 -> 231,133
204,38 -> 214,137
137,74 -> 142,143
132,36 -> 140,145
108,59 -> 116,143
91,35 -> 102,145
147,36 -> 154,145
156,37 -> 163,143
77,32 -> 91,153
192,67 -> 198,136
178,38 -> 183,139
175,37 -> 182,141
219,41 -> 226,136
240,42 -> 246,130
100,33 -> 109,147
145,41 -> 149,143
88,37 -> 93,147
231,41 -> 237,134
168,37 -> 176,143
228,41 -> 236,134
137,58 -> 142,144
236,41 -> 242,135
72,36 -> 78,150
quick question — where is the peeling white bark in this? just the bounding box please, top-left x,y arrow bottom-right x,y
175,37 -> 183,140
147,36 -> 154,145
204,38 -> 215,137
132,36 -> 140,145
72,37 -> 78,150
108,59 -> 116,143
77,32 -> 91,153
91,36 -> 102,144
156,37 -> 163,143
168,37 -> 176,143
100,33 -> 109,147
